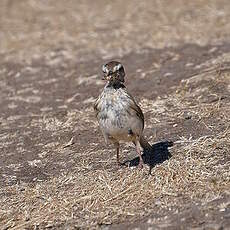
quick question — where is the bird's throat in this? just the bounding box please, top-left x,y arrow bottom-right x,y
106,81 -> 125,89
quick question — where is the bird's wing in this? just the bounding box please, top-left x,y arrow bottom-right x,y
124,90 -> 144,128
93,96 -> 100,117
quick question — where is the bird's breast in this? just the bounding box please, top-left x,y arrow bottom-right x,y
95,87 -> 143,142
97,90 -> 131,130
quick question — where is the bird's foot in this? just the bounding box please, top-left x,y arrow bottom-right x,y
138,161 -> 144,169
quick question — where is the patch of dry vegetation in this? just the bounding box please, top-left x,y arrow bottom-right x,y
1,0 -> 230,63
1,65 -> 229,229
1,0 -> 230,228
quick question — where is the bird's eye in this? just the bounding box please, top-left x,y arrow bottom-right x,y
102,65 -> 107,73
113,63 -> 122,72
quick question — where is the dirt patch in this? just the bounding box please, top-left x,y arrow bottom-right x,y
0,0 -> 230,229
0,44 -> 230,229
0,43 -> 229,185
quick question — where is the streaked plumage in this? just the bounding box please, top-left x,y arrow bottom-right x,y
94,61 -> 152,168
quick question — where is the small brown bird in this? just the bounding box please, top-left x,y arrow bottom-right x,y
94,61 -> 152,168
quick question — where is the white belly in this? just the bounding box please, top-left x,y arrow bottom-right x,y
98,98 -> 142,141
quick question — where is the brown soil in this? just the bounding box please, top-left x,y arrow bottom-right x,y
0,1 -> 230,229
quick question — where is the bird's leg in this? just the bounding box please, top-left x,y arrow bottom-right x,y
114,142 -> 121,166
135,139 -> 144,168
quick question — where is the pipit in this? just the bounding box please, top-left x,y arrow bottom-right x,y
94,61 -> 152,168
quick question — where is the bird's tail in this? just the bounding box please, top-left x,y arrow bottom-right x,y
140,136 -> 152,152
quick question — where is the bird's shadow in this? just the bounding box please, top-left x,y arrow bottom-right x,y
122,141 -> 173,174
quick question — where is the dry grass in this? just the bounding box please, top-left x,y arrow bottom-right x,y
1,65 -> 229,229
1,1 -> 230,228
1,0 -> 230,62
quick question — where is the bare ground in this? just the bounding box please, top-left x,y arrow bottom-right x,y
0,1 -> 230,229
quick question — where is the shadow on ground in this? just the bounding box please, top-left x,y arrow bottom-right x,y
123,141 -> 173,174
0,43 -> 230,229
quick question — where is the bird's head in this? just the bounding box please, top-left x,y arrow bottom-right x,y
102,61 -> 125,83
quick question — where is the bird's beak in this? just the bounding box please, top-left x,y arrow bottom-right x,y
102,75 -> 110,81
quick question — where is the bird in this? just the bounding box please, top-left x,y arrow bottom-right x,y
94,61 -> 152,168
